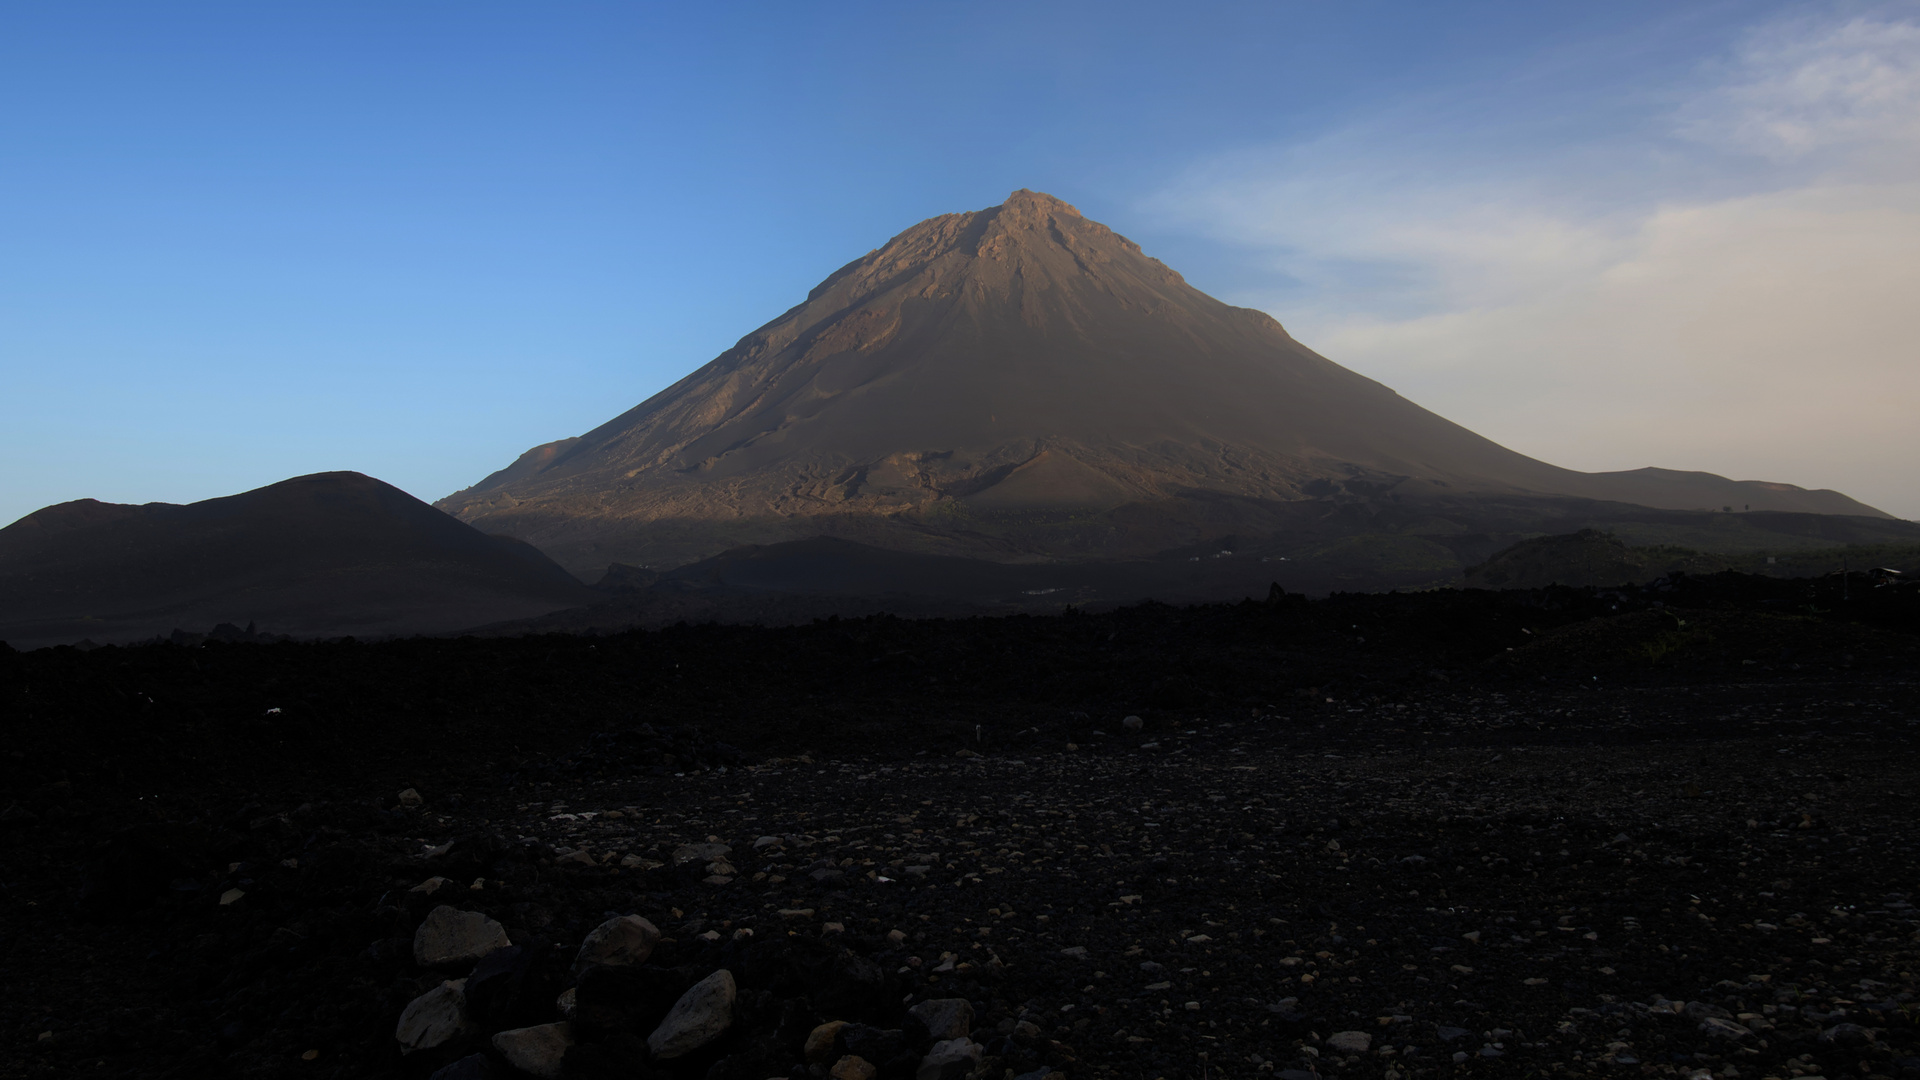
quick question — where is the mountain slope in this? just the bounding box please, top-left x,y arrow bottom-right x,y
0,472 -> 595,648
439,189 -> 1886,576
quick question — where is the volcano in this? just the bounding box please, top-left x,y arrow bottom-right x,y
439,190 -> 1887,578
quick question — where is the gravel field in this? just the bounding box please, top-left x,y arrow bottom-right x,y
4,580 -> 1918,1080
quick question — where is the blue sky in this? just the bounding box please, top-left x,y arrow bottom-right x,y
4,0 -> 1916,525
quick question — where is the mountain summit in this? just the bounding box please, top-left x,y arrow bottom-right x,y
440,190 -> 1885,576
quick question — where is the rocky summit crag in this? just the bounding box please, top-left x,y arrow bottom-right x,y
438,190 -> 1886,579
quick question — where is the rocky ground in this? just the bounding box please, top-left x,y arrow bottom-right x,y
3,576 -> 1918,1080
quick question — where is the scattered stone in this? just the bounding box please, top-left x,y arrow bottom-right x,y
1122,715 -> 1144,731
490,1022 -> 573,1079
555,849 -> 597,867
1059,946 -> 1089,959
554,987 -> 575,1020
1821,1022 -> 1874,1047
413,905 -> 511,969
910,997 -> 974,1040
917,1037 -> 983,1080
1327,1030 -> 1372,1053
1683,1001 -> 1734,1022
219,888 -> 245,906
671,842 -> 731,866
398,788 -> 423,808
572,914 -> 661,972
409,876 -> 452,895
842,1024 -> 914,1071
806,1020 -> 849,1065
832,1055 -> 877,1080
647,968 -> 736,1059
1699,1017 -> 1752,1040
396,979 -> 471,1054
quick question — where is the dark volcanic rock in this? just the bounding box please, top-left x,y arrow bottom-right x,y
571,964 -> 687,1040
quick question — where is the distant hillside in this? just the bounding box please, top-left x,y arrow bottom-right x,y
0,472 -> 595,648
1467,529 -> 1920,590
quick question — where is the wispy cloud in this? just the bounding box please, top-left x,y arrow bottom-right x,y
1678,13 -> 1920,159
1147,7 -> 1920,518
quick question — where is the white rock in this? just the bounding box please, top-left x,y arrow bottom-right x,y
671,842 -> 731,866
398,788 -> 423,807
1327,1030 -> 1372,1053
413,905 -> 511,969
1699,1017 -> 1752,1040
648,969 -> 736,1059
910,998 -> 974,1040
395,979 -> 470,1054
491,1022 -> 573,1079
573,914 -> 662,973
916,1037 -> 982,1080
555,987 -> 576,1019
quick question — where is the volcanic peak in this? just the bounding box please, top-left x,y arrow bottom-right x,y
439,190 -> 1887,576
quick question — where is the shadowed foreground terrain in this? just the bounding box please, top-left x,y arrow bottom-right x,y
3,575 -> 1917,1080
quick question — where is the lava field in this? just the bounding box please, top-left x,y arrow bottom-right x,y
3,574 -> 1918,1080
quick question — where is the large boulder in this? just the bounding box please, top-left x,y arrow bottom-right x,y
572,964 -> 688,1038
572,914 -> 661,973
396,979 -> 471,1054
491,1022 -> 574,1079
647,969 -> 736,1059
805,1021 -> 848,1065
916,1037 -> 983,1080
413,906 -> 511,969
909,998 -> 974,1040
428,1054 -> 498,1080
464,945 -> 535,1029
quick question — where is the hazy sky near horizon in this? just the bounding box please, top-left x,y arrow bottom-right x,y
4,0 -> 1917,525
